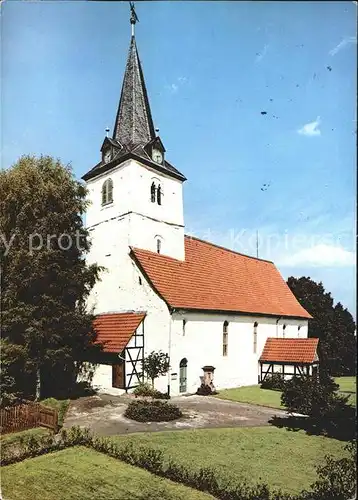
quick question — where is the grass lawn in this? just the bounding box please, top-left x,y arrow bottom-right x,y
41,398 -> 70,426
0,427 -> 50,446
111,427 -> 347,494
1,446 -> 214,500
215,385 -> 284,408
215,376 -> 356,408
335,376 -> 356,406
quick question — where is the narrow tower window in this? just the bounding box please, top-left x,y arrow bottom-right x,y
298,325 -> 301,337
157,185 -> 162,205
156,239 -> 161,254
283,324 -> 287,338
102,178 -> 113,206
150,182 -> 156,203
183,319 -> 186,336
223,321 -> 229,356
253,322 -> 258,354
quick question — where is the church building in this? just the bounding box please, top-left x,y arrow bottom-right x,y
82,10 -> 316,396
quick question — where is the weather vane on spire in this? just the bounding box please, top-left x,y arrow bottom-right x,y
129,2 -> 139,37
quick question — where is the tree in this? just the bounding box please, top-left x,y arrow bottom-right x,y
0,155 -> 102,400
281,374 -> 346,419
281,374 -> 355,440
287,277 -> 356,376
0,339 -> 28,407
142,351 -> 170,388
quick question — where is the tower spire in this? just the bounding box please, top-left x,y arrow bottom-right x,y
112,3 -> 155,149
129,2 -> 139,37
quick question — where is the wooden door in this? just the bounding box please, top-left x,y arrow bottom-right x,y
112,363 -> 125,389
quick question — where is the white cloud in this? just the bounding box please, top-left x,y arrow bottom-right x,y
255,44 -> 269,63
278,244 -> 355,268
329,36 -> 357,56
170,83 -> 178,93
166,76 -> 188,94
297,116 -> 321,137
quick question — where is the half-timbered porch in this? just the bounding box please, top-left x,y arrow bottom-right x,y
259,337 -> 319,383
90,312 -> 146,393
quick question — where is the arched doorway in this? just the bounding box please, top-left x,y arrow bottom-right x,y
179,358 -> 187,393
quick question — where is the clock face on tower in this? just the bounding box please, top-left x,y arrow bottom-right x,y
152,149 -> 163,164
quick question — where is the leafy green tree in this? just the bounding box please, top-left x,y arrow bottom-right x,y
0,339 -> 28,407
142,351 -> 170,388
0,155 -> 102,400
281,374 -> 347,419
281,374 -> 355,440
287,277 -> 356,376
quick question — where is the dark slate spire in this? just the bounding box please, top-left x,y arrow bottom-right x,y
112,35 -> 156,149
82,4 -> 186,183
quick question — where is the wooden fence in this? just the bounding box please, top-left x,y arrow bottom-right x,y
0,401 -> 58,435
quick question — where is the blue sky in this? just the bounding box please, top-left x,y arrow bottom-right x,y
1,1 -> 356,315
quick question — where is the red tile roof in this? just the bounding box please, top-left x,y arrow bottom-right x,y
94,312 -> 145,353
131,236 -> 311,319
260,338 -> 319,364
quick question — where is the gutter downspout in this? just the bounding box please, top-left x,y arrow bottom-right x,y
276,317 -> 282,338
167,307 -> 174,397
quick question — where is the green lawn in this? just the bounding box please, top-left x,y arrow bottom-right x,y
215,376 -> 356,408
335,376 -> 356,406
41,397 -> 70,426
1,446 -> 214,500
0,427 -> 50,446
215,385 -> 284,408
111,427 -> 347,494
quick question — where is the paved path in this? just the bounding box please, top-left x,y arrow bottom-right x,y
63,394 -> 288,436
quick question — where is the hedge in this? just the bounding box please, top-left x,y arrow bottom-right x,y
1,426 -> 355,500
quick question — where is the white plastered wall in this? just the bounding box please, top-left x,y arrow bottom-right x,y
168,312 -> 309,396
85,158 -> 185,260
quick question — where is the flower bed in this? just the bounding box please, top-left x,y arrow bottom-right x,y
124,400 -> 182,422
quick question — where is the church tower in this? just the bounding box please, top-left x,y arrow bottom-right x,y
82,8 -> 186,271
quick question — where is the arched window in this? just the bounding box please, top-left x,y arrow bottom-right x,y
156,238 -> 162,254
283,324 -> 287,338
253,322 -> 258,354
150,182 -> 156,203
157,185 -> 162,205
102,178 -> 113,206
297,325 -> 301,337
223,321 -> 229,356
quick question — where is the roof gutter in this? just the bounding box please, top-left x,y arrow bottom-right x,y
170,308 -> 310,321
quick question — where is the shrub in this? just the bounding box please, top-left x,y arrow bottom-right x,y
152,389 -> 170,400
196,384 -> 217,396
300,440 -> 357,500
133,382 -> 169,399
281,375 -> 349,418
124,400 -> 182,422
41,398 -> 70,427
133,382 -> 154,397
261,372 -> 285,391
280,374 -> 356,440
